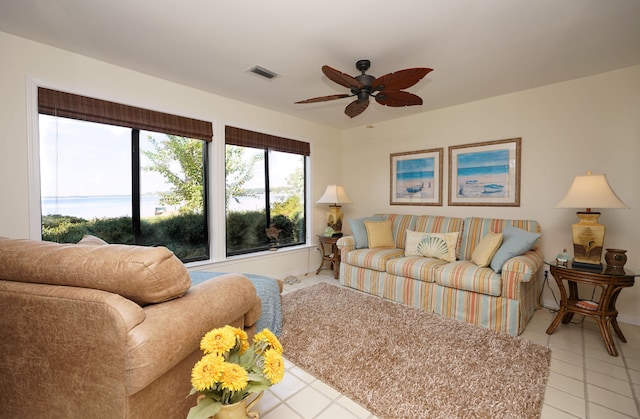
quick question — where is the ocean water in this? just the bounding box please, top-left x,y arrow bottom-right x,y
41,194 -> 270,219
42,195 -> 166,219
397,170 -> 435,181
458,164 -> 508,177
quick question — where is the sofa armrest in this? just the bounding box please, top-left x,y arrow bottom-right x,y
337,236 -> 356,259
500,248 -> 544,300
126,273 -> 260,395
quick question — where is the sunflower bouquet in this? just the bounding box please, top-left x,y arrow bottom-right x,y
187,326 -> 285,419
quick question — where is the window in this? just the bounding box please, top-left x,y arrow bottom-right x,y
225,126 -> 309,256
38,88 -> 211,262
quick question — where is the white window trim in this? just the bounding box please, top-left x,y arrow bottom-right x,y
26,77 -> 42,240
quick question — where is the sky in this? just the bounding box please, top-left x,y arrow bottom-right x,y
396,156 -> 435,174
40,115 -> 300,197
39,115 -> 172,197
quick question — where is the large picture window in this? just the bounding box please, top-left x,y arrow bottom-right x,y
38,88 -> 211,262
225,126 -> 308,256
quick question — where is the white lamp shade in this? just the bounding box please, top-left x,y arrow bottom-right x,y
555,172 -> 628,210
316,185 -> 352,205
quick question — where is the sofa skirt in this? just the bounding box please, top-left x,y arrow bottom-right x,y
432,277 -> 541,336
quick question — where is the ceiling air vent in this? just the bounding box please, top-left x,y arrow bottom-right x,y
248,65 -> 279,80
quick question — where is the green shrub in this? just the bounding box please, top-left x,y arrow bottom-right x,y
226,210 -> 265,252
43,209 -> 303,260
41,213 -> 207,261
87,217 -> 135,244
41,215 -> 88,243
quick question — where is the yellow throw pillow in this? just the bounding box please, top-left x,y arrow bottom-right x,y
471,232 -> 504,267
364,220 -> 395,248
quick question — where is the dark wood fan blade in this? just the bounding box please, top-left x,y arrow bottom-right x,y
372,68 -> 432,91
295,93 -> 351,104
322,65 -> 363,90
375,91 -> 423,107
344,99 -> 369,118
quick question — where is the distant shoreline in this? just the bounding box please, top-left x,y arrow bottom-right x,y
41,194 -> 169,219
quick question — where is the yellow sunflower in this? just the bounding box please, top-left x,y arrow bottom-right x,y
191,354 -> 225,391
219,362 -> 249,392
200,326 -> 236,355
229,327 -> 249,353
262,348 -> 285,384
253,329 -> 283,354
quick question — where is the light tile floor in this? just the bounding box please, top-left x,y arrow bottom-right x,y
256,272 -> 640,418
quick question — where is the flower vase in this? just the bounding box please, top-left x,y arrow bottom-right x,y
214,392 -> 263,419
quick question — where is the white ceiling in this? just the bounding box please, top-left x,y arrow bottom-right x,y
1,0 -> 639,130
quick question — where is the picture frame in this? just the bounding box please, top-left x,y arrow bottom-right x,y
448,138 -> 521,207
390,148 -> 443,206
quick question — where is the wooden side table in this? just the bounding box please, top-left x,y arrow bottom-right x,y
316,235 -> 340,279
545,262 -> 636,356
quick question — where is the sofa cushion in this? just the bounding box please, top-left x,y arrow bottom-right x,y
490,226 -> 542,273
344,247 -> 405,272
348,216 -> 384,248
434,261 -> 502,296
365,220 -> 395,248
471,232 -> 503,267
404,230 -> 458,262
77,234 -> 109,245
386,256 -> 447,282
0,237 -> 191,305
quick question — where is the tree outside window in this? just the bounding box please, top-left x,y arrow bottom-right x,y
225,145 -> 306,255
39,115 -> 209,262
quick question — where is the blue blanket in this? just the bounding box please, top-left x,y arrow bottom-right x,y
189,272 -> 282,337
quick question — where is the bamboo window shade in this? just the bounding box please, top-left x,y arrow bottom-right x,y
225,125 -> 310,156
38,88 -> 213,142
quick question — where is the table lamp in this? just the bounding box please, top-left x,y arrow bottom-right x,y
317,185 -> 352,234
555,171 -> 628,268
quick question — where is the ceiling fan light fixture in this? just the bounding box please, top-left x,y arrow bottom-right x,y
295,59 -> 432,118
248,65 -> 279,80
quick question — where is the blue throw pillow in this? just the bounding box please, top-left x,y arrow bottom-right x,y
348,216 -> 384,248
490,225 -> 541,273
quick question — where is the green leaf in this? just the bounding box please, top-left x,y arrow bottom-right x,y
186,398 -> 221,419
245,380 -> 271,393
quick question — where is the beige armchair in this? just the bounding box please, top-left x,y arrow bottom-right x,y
0,237 -> 261,418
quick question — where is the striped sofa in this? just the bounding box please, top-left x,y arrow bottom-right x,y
337,214 -> 543,336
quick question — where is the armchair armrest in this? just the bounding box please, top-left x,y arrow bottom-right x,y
126,274 -> 260,394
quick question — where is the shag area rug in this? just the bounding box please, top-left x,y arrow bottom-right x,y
280,283 -> 550,419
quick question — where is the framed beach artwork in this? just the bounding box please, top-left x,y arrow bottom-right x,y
390,148 -> 443,206
448,138 -> 521,207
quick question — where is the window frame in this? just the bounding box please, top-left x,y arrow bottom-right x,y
25,80 -> 312,265
33,86 -> 211,262
224,143 -> 308,256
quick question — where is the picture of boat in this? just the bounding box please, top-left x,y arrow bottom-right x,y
406,182 -> 424,193
482,184 -> 504,194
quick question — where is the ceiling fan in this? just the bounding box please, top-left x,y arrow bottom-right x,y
295,59 -> 433,118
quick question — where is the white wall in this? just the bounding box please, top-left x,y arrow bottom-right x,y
0,31 -> 340,277
2,30 -> 639,325
340,66 -> 640,325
